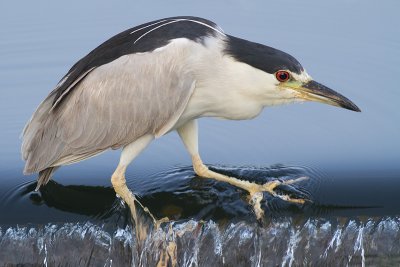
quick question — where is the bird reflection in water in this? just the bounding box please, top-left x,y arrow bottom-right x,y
25,165 -> 320,225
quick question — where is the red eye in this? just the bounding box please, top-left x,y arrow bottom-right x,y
275,71 -> 290,82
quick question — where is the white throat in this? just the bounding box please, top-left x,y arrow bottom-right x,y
178,37 -> 297,123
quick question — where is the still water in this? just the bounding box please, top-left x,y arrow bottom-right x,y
0,0 -> 399,266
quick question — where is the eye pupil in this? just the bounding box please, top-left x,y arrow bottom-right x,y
276,71 -> 290,82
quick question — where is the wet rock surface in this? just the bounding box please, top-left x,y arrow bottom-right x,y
2,217 -> 400,266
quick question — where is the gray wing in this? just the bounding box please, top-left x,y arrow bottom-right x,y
22,49 -> 196,174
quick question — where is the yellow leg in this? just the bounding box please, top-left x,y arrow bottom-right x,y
192,154 -> 308,220
111,135 -> 168,243
178,120 -> 308,221
111,165 -> 147,242
111,165 -> 169,242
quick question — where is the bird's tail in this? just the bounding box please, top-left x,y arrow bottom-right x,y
36,167 -> 58,191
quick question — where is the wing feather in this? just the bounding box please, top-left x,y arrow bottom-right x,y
22,41 -> 196,174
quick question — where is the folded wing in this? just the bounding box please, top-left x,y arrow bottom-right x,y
22,46 -> 196,174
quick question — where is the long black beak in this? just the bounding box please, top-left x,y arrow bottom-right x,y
299,80 -> 361,112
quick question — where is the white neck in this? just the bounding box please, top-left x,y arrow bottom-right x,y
179,37 -> 296,123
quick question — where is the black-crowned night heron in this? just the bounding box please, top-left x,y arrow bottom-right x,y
22,16 -> 360,227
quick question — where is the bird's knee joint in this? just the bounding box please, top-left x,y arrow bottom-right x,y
111,165 -> 127,186
193,163 -> 210,177
111,174 -> 127,188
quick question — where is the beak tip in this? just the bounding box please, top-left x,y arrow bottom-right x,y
343,103 -> 361,112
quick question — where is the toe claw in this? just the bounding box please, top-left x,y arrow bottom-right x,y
277,194 -> 308,205
282,176 -> 309,185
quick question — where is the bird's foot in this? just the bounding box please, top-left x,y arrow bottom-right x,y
248,176 -> 310,220
133,196 -> 170,229
113,183 -> 168,244
115,192 -> 170,244
192,155 -> 310,221
112,167 -> 170,243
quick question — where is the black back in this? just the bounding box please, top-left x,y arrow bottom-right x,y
52,16 -> 221,106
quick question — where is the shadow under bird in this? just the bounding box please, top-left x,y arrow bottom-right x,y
21,16 -> 360,234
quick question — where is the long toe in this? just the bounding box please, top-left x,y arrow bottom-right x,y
261,176 -> 310,200
249,192 -> 265,221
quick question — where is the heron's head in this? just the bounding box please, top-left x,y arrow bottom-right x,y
225,36 -> 361,112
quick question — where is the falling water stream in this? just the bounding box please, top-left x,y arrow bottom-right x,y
3,217 -> 400,266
